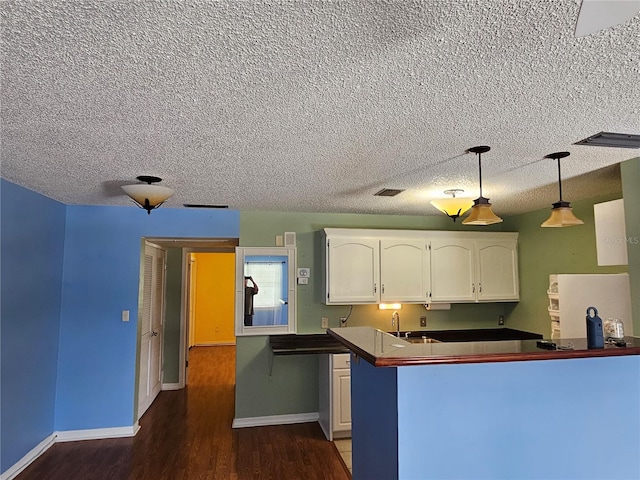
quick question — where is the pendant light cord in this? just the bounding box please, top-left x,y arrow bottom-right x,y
556,157 -> 563,202
477,152 -> 483,198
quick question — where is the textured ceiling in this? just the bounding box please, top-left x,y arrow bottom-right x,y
1,0 -> 639,217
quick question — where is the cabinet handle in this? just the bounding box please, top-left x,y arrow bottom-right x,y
472,283 -> 475,293
479,283 -> 482,293
374,283 -> 377,293
381,284 -> 385,294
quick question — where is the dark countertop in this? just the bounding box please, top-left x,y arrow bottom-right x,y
327,326 -> 640,367
270,333 -> 349,355
269,327 -> 542,355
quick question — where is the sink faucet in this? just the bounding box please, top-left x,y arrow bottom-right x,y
392,311 -> 400,337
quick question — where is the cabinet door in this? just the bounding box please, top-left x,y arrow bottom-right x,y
430,239 -> 475,302
475,240 -> 519,301
332,368 -> 351,432
380,239 -> 430,302
326,237 -> 379,303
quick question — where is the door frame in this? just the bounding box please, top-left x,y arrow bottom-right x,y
135,237 -> 238,411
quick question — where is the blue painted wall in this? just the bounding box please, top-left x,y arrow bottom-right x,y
1,179 -> 240,475
1,180 -> 66,472
395,357 -> 640,480
55,205 -> 240,430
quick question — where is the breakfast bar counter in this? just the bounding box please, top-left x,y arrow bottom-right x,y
327,326 -> 640,367
327,327 -> 640,480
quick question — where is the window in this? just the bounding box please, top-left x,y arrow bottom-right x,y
235,247 -> 296,336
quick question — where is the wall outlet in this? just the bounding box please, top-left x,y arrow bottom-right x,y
321,317 -> 329,329
498,315 -> 505,326
420,316 -> 427,327
340,317 -> 347,327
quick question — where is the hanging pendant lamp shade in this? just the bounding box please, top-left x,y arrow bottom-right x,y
541,152 -> 584,227
122,176 -> 174,215
430,189 -> 474,222
462,146 -> 503,225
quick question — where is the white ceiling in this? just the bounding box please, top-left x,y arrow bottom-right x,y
1,0 -> 639,217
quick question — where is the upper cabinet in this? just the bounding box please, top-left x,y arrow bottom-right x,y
430,239 -> 476,302
474,240 -> 519,301
325,236 -> 380,304
380,239 -> 431,303
430,237 -> 519,302
323,229 -> 518,305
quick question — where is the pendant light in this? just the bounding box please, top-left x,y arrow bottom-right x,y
430,189 -> 474,222
541,152 -> 584,227
122,176 -> 174,215
462,146 -> 503,225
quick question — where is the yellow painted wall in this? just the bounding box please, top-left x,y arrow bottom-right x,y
193,252 -> 236,344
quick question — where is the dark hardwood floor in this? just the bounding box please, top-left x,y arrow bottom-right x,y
16,346 -> 350,480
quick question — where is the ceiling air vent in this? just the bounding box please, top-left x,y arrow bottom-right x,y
574,132 -> 640,149
374,188 -> 405,197
183,204 -> 229,208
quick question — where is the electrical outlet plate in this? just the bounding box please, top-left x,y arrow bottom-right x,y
321,317 -> 329,328
498,315 -> 505,325
420,316 -> 427,327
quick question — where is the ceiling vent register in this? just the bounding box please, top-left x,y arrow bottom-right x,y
574,132 -> 640,149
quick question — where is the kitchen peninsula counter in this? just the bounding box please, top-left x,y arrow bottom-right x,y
327,326 -> 640,367
331,326 -> 640,480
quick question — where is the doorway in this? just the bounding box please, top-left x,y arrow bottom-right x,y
136,237 -> 238,418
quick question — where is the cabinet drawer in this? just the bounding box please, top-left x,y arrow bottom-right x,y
333,353 -> 351,369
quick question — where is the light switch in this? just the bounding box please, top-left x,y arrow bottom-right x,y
297,277 -> 309,285
122,310 -> 130,322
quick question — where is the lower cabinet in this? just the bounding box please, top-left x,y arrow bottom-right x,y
318,353 -> 351,440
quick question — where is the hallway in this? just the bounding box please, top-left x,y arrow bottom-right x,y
16,346 -> 350,479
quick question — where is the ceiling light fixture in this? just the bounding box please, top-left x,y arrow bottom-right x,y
462,146 -> 503,225
121,176 -> 174,215
430,189 -> 474,222
541,152 -> 584,228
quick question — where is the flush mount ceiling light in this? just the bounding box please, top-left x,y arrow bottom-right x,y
462,146 -> 503,226
121,176 -> 174,215
430,189 -> 474,222
541,152 -> 584,228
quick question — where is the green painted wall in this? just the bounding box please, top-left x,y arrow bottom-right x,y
163,248 -> 183,384
236,164 -> 639,420
621,157 -> 640,334
236,211 -> 513,419
502,192 -> 627,336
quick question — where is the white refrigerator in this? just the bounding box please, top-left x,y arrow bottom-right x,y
547,273 -> 633,339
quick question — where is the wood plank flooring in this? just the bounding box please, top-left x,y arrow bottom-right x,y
16,346 -> 350,480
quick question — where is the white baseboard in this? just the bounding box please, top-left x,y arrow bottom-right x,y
232,412 -> 319,429
162,383 -> 183,391
1,424 -> 141,479
55,423 -> 140,442
1,433 -> 56,480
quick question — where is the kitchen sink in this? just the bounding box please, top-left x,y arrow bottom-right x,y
388,328 -> 543,343
404,336 -> 440,344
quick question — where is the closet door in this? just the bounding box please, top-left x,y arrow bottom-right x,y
138,243 -> 166,419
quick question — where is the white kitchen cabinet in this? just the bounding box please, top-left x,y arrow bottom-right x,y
323,228 -> 519,305
475,240 -> 519,301
325,236 -> 379,304
430,236 -> 519,303
430,239 -> 476,302
380,239 -> 430,302
318,353 -> 351,440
